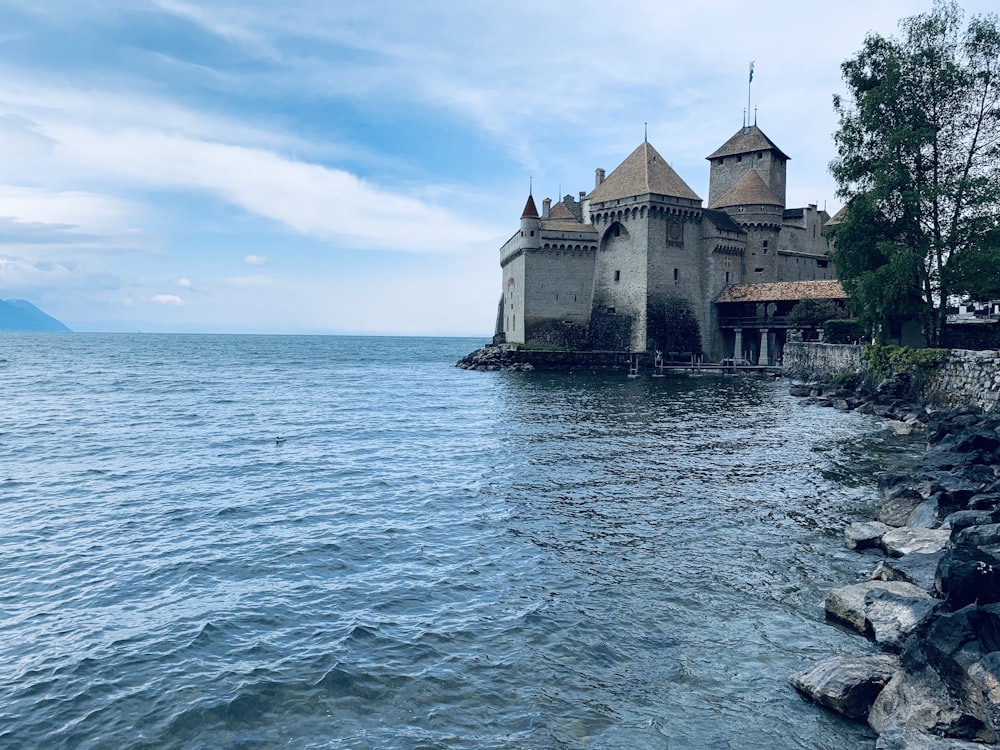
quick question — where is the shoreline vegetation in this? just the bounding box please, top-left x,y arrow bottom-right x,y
787,367 -> 1000,747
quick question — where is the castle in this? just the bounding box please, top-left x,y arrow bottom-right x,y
495,124 -> 844,364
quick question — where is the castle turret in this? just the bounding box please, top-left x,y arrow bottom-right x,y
520,193 -> 541,247
706,125 -> 789,209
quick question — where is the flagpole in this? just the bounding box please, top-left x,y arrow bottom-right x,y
747,61 -> 754,129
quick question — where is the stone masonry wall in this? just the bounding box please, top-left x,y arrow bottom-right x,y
782,342 -> 866,381
784,342 -> 1000,412
924,349 -> 1000,412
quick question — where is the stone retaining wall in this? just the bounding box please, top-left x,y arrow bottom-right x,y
784,342 -> 1000,412
925,349 -> 1000,412
782,342 -> 867,382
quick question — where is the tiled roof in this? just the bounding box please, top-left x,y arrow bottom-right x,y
706,125 -> 791,161
715,279 -> 847,303
521,194 -> 539,219
702,208 -> 745,234
825,205 -> 848,227
709,170 -> 783,209
547,202 -> 576,220
587,142 -> 701,203
540,219 -> 597,233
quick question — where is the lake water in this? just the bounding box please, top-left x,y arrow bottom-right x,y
0,333 -> 920,748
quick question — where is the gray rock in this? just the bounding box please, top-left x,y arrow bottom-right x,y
882,528 -> 951,557
953,523 -> 1000,548
878,489 -> 931,527
788,653 -> 899,721
864,588 -> 941,652
873,553 -> 945,593
846,521 -> 892,550
907,497 -> 944,529
888,419 -> 923,436
876,726 -> 986,749
869,668 -> 990,741
942,510 -> 995,532
967,653 -> 1000,738
826,581 -> 931,634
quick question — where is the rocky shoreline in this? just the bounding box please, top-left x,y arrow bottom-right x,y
788,375 -> 1000,748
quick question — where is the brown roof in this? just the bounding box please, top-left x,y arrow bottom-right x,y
706,125 -> 790,161
540,219 -> 597,233
521,194 -> 539,219
715,280 -> 847,303
709,170 -> 782,209
547,202 -> 576,220
587,142 -> 700,203
825,204 -> 848,227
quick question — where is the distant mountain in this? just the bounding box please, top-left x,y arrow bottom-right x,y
0,299 -> 71,332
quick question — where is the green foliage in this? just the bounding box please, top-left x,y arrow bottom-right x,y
823,318 -> 865,344
946,228 -> 1000,302
831,371 -> 864,389
787,297 -> 843,329
863,343 -> 948,381
830,1 -> 1000,345
646,297 -> 702,355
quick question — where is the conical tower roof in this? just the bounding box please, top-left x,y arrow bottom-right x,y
709,170 -> 783,209
588,142 -> 700,203
521,194 -> 539,219
707,125 -> 790,161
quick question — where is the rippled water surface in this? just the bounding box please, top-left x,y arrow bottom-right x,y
0,334 -> 922,748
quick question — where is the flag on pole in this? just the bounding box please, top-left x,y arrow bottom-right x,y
749,61 -> 755,83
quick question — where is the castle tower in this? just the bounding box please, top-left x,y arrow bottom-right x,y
585,141 -> 704,353
706,125 -> 788,283
706,125 -> 789,209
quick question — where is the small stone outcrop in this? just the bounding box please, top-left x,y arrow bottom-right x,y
455,345 -> 533,372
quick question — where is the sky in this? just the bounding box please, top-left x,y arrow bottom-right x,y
0,1 -> 996,336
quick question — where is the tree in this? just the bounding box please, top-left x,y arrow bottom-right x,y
787,296 -> 843,330
829,0 -> 1000,346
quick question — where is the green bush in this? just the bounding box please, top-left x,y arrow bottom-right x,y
823,318 -> 865,344
863,343 -> 947,381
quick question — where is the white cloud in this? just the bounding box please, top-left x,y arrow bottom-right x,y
243,254 -> 269,266
151,294 -> 183,305
179,277 -> 192,288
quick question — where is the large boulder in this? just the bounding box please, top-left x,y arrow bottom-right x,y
873,552 -> 946,594
882,528 -> 951,557
952,523 -> 1000,548
846,521 -> 892,550
896,606 -> 1000,743
878,489 -> 934,527
788,653 -> 899,720
935,546 -> 1000,608
876,726 -> 989,749
868,667 -> 991,741
865,588 -> 942,652
826,581 -> 934,635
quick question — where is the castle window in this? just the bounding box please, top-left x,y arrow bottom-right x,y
614,270 -> 621,282
817,259 -> 829,268
530,230 -> 534,236
757,151 -> 763,159
725,271 -> 730,283
716,158 -> 723,166
754,267 -> 764,273
762,240 -> 768,254
673,268 -> 679,281
736,155 -> 742,163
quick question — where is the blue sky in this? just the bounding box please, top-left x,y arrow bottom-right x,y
0,1 -> 995,335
